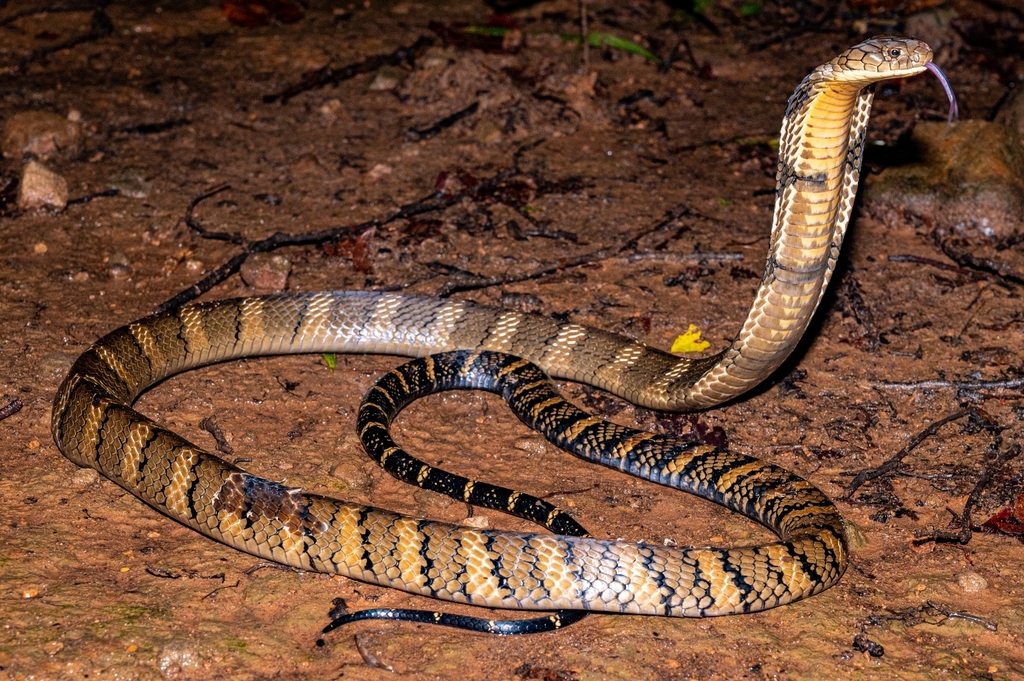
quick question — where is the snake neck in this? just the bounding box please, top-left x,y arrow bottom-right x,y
674,75 -> 874,409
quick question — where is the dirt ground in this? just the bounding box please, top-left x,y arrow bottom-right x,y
2,1 -> 1024,679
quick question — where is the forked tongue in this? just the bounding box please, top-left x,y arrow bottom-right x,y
925,62 -> 958,126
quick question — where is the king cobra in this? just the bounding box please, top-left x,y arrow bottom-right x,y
52,37 -> 956,634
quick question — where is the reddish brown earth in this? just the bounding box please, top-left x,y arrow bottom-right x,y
2,1 -> 1024,679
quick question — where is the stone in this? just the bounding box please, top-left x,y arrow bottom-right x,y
2,111 -> 83,162
994,86 -> 1024,137
863,120 -> 1024,238
17,161 -> 69,211
106,166 -> 151,199
368,66 -> 403,91
239,253 -> 291,290
956,571 -> 989,593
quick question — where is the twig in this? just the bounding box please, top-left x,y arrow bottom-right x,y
433,203 -> 726,297
201,580 -> 240,600
843,410 -> 975,498
6,4 -> 113,73
0,3 -> 97,28
887,254 -> 993,283
120,118 -> 190,135
925,601 -> 998,631
873,378 -> 1024,390
264,35 -> 433,104
198,417 -> 234,455
0,399 -> 23,422
145,564 -> 225,581
155,167 -> 523,314
405,101 -> 479,142
916,443 -> 1021,545
184,184 -> 241,244
66,188 -> 119,206
938,238 -> 1024,287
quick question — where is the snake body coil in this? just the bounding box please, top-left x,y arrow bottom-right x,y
52,38 -> 945,625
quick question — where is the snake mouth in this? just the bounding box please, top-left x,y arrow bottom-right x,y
925,61 -> 959,125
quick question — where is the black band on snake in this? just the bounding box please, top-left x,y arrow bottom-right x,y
51,37 -> 957,638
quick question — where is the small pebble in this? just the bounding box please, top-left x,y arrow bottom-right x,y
320,99 -> 344,119
2,110 -> 83,161
462,515 -> 490,529
329,460 -> 373,493
43,641 -> 63,655
513,437 -> 546,454
368,66 -> 403,91
23,588 -> 39,599
956,571 -> 989,593
106,166 -> 151,199
33,242 -> 48,254
240,253 -> 291,290
366,163 -> 393,181
18,160 -> 69,211
107,251 -> 132,279
72,468 -> 100,486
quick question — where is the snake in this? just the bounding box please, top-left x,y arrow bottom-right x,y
52,37 -> 955,634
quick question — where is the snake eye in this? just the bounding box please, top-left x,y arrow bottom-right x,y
890,48 -> 901,57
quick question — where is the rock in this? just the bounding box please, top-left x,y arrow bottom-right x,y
107,251 -> 132,279
462,514 -> 490,528
956,571 -> 989,593
368,66 -> 404,91
994,86 -> 1024,137
863,120 -> 1024,238
239,253 -> 291,290
320,98 -> 344,120
366,163 -> 393,181
72,468 -> 100,486
329,460 -> 373,493
106,166 -> 151,199
17,161 -> 69,211
2,111 -> 83,162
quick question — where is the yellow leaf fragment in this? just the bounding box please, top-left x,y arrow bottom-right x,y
671,324 -> 711,353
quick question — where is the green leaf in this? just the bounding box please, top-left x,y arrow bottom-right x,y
740,1 -> 761,17
560,31 -> 661,63
463,25 -> 511,37
461,25 -> 663,63
323,353 -> 337,371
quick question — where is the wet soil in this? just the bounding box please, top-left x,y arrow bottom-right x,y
2,1 -> 1024,679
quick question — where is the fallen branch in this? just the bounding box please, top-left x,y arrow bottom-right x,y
843,410 -> 976,498
184,184 -> 241,244
405,101 -> 479,142
873,378 -> 1024,390
3,4 -> 113,73
937,237 -> 1024,287
916,443 -> 1021,545
887,254 -> 993,283
263,35 -> 434,104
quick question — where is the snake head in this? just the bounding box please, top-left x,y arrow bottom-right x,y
826,36 -> 958,124
828,36 -> 932,81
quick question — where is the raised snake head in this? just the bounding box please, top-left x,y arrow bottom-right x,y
827,36 -> 958,123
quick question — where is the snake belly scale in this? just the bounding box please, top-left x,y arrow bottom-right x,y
52,38 -> 948,624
